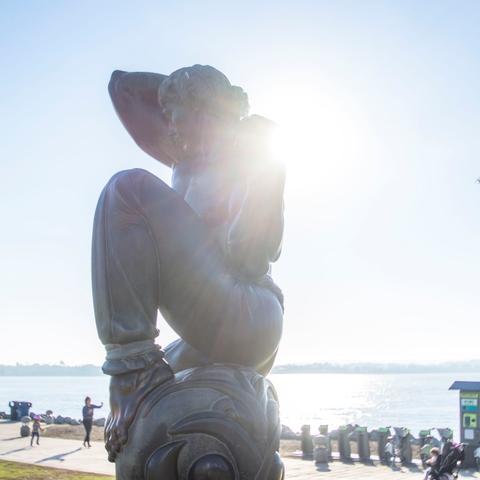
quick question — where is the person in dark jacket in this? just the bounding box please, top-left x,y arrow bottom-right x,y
82,396 -> 103,447
30,417 -> 43,446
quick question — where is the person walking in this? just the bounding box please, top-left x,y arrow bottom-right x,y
82,396 -> 103,447
30,417 -> 43,446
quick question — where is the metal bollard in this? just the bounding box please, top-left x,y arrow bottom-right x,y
301,424 -> 313,459
314,425 -> 331,464
395,427 -> 413,465
354,426 -> 371,462
374,427 -> 390,463
338,425 -> 352,461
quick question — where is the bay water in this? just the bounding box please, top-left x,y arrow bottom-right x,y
1,372 -> 476,439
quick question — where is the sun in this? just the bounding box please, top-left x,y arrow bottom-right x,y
255,88 -> 368,191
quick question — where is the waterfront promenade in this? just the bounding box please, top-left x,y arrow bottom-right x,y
0,420 -> 113,476
1,420 -> 478,479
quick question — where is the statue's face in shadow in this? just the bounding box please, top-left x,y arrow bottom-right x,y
163,98 -> 235,163
162,99 -> 205,157
158,65 -> 249,163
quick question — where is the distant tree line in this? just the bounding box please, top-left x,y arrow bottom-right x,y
271,360 -> 480,374
2,361 -> 480,376
0,364 -> 103,376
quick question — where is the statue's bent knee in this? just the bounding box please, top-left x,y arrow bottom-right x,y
104,168 -> 157,197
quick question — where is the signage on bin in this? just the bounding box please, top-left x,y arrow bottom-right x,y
460,392 -> 479,398
461,398 -> 478,412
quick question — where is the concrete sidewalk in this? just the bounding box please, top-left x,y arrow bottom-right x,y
0,420 -> 114,476
1,420 -> 479,479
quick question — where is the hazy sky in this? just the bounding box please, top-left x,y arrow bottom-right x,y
1,1 -> 479,366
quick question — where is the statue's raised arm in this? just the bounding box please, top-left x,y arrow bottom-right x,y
108,70 -> 177,166
226,115 -> 285,278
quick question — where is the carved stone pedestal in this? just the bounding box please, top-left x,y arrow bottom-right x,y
108,365 -> 284,480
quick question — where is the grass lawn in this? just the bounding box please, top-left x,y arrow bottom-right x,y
0,460 -> 114,479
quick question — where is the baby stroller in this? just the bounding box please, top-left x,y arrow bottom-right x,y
428,443 -> 464,480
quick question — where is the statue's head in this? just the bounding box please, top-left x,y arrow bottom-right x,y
158,65 -> 249,159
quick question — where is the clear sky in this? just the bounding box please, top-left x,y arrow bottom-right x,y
1,0 -> 479,366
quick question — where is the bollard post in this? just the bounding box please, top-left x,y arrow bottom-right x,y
338,425 -> 352,462
301,424 -> 314,459
314,425 -> 331,464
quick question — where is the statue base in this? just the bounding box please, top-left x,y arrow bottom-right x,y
107,364 -> 284,480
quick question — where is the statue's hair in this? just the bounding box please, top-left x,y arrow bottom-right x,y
159,64 -> 249,121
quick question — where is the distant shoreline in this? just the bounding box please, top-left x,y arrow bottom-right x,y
272,361 -> 480,375
0,365 -> 103,376
2,361 -> 480,376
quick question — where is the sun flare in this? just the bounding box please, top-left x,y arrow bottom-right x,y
260,90 -> 367,183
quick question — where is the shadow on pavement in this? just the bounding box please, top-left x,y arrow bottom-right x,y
36,448 -> 82,463
402,463 -> 422,473
0,447 -> 29,455
460,470 -> 478,478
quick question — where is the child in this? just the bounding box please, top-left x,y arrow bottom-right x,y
424,447 -> 440,480
30,417 -> 43,446
421,437 -> 434,467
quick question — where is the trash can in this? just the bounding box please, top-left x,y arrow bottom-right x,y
436,427 -> 454,455
419,429 -> 431,447
353,426 -> 370,462
317,425 -> 332,460
301,424 -> 314,459
9,401 -> 32,421
314,425 -> 331,464
394,427 -> 413,465
375,427 -> 390,463
338,425 -> 352,461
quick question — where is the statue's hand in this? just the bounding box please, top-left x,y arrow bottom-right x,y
236,114 -> 277,165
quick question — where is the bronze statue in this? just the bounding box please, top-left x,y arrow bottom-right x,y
92,65 -> 285,479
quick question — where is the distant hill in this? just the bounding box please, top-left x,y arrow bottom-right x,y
271,360 -> 480,374
0,364 -> 103,376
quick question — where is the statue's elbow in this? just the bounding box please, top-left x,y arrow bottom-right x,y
108,70 -> 127,96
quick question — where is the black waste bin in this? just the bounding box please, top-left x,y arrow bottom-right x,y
375,427 -> 390,463
418,429 -> 431,447
394,427 -> 413,465
338,425 -> 352,461
353,426 -> 371,462
9,401 -> 32,421
301,424 -> 314,459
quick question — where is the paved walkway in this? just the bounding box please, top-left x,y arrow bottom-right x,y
0,420 -> 114,476
285,458 -> 434,479
1,421 -> 479,479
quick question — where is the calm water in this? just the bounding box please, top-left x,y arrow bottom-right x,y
1,372 -> 476,439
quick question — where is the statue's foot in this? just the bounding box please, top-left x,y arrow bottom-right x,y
105,356 -> 173,461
